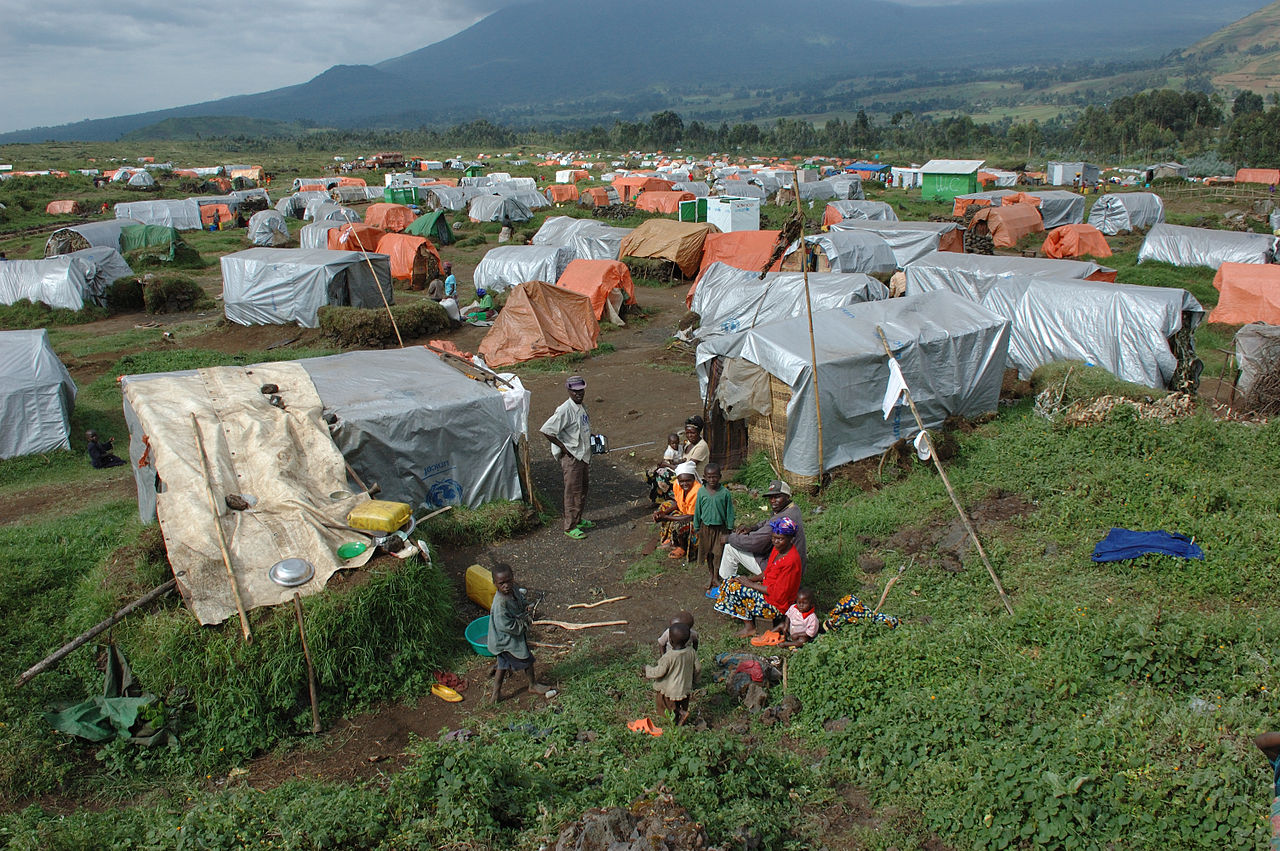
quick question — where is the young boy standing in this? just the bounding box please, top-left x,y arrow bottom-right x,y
692,463 -> 734,594
643,622 -> 698,725
486,564 -> 551,703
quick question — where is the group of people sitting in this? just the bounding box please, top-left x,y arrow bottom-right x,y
425,262 -> 497,324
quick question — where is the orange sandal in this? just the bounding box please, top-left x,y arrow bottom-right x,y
668,547 -> 685,559
750,630 -> 785,647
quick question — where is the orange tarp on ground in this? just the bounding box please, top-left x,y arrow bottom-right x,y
580,187 -> 611,207
1208,263 -> 1280,324
556,259 -> 636,319
337,176 -> 367,187
45,200 -> 82,215
375,232 -> 441,283
618,219 -> 720,278
478,280 -> 599,367
547,184 -> 579,203
1001,192 -> 1042,207
967,205 -> 1045,248
687,230 -> 783,306
635,190 -> 694,214
613,176 -> 674,202
200,204 -> 234,228
327,223 -> 386,252
1042,224 -> 1112,260
1234,168 -> 1280,185
364,203 -> 416,233
952,197 -> 994,216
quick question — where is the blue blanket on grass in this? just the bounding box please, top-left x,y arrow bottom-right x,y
1091,528 -> 1204,562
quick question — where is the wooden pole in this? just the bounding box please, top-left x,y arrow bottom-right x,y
874,328 -> 1014,616
355,244 -> 403,348
293,593 -> 322,734
792,173 -> 825,481
15,579 -> 177,688
191,414 -> 254,641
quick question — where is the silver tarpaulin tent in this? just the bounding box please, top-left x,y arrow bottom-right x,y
1234,323 -> 1280,399
1027,191 -> 1086,229
533,216 -> 631,261
469,195 -> 533,223
829,220 -> 961,267
1137,223 -> 1277,269
473,245 -> 574,293
114,199 -> 202,230
1087,193 -> 1165,235
695,291 -> 1010,477
221,248 -> 392,327
0,329 -> 76,459
825,200 -> 899,223
246,210 -> 290,247
298,220 -> 343,249
903,251 -> 1113,301
782,231 -> 898,278
45,218 -> 142,256
0,255 -> 95,310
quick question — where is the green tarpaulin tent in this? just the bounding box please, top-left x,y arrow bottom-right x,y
405,210 -> 455,245
120,224 -> 198,264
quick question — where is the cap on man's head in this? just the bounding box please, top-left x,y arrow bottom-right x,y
565,375 -> 586,390
763,479 -> 791,497
443,261 -> 452,268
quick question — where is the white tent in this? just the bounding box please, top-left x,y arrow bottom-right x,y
782,231 -> 898,278
305,200 -> 361,224
0,330 -> 76,459
126,171 -> 156,189
532,216 -> 630,261
983,169 -> 1019,188
422,185 -> 467,211
469,195 -> 534,223
114,199 -> 201,230
1027,191 -> 1086,229
904,251 -> 1114,301
1137,223 -> 1277,269
247,210 -> 290,247
277,191 -> 330,219
1087,193 -> 1165,235
890,166 -> 923,189
1047,162 -> 1100,186
473,245 -> 574,293
829,220 -> 963,267
221,248 -> 393,328
825,200 -> 899,223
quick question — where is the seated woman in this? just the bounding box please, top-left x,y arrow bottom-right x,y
712,516 -> 802,638
652,461 -> 700,559
681,416 -> 710,479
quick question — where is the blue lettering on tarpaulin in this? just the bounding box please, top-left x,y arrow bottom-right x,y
893,407 -> 901,439
423,460 -> 453,477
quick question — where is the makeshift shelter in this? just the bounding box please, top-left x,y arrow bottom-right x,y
330,185 -> 369,204
614,176 -> 674,202
781,231 -> 897,279
547,184 -> 579,204
45,219 -> 141,256
1234,323 -> 1280,398
890,166 -> 923,189
1042,224 -> 1112,259
822,201 -> 898,229
828,220 -> 963,267
1234,168 -> 1280,186
689,230 -> 783,301
200,204 -> 234,230
221,248 -> 392,328
714,180 -> 768,200
0,256 -> 97,310
45,200 -> 83,215
126,171 -> 155,189
120,224 -> 187,262
375,232 -> 442,285
405,210 -> 454,245
904,251 -> 1117,301
327,223 -> 386,253
1209,263 -> 1280,325
1137,223 -> 1277,269
276,191 -> 329,219
422,185 -> 468,211
305,201 -> 362,224
555,259 -> 635,322
67,247 -> 134,294
114,199 -> 201,230
246,210 -> 289,247
469,195 -> 533,223
921,160 -> 984,202
299,220 -> 343,250
1088,193 -> 1165,235
636,190 -> 695,214
951,189 -> 1018,216
694,290 -> 1010,479
967,205 -> 1045,248
1145,162 -> 1188,182
579,186 -> 618,207
1027,191 -> 1086,229
1047,162 -> 1100,186
619,220 -> 719,278
364,203 -> 417,233
671,181 -> 709,197
0,329 -> 76,459
478,281 -> 599,367
474,245 -> 574,293
533,216 -> 629,261
978,276 -> 1203,387
691,262 -> 888,340
978,169 -> 1019,188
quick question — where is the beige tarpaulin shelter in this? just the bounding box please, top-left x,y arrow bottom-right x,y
618,219 -> 719,277
479,280 -> 599,367
967,205 -> 1046,248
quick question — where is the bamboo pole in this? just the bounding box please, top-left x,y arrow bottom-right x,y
191,414 -> 254,641
791,173 -> 825,481
293,593 -> 322,734
533,619 -> 627,630
567,595 -> 629,609
874,328 -> 1014,616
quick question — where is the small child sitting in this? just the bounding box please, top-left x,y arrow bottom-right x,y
643,622 -> 698,725
774,588 -> 818,648
661,433 -> 682,468
655,610 -> 699,655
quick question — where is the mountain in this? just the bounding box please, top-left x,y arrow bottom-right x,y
0,0 -> 1268,143
1179,1 -> 1280,92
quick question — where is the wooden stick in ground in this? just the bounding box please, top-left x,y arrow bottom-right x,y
15,579 -> 177,689
191,413 -> 254,641
533,619 -> 628,630
873,328 -> 1015,616
874,562 -> 908,615
567,595 -> 629,609
293,593 -> 322,734
792,172 -> 826,480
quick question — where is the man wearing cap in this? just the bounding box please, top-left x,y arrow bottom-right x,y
541,376 -> 593,539
714,479 -> 806,589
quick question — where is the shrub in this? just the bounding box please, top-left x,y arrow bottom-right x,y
318,299 -> 449,348
104,277 -> 144,311
0,299 -> 107,329
143,276 -> 214,314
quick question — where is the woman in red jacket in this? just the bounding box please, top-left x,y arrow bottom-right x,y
712,516 -> 802,638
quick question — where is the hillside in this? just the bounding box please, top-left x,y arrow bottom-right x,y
0,0 -> 1265,143
1179,0 -> 1280,94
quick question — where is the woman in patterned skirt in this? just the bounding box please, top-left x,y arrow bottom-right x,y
713,516 -> 802,638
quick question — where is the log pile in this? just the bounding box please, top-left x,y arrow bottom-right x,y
590,203 -> 638,221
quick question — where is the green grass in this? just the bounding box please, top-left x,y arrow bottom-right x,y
0,299 -> 108,330
508,342 -> 617,374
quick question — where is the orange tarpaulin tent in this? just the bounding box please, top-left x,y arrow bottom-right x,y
687,230 -> 783,306
364,203 -> 416,233
337,176 -> 367,187
635,190 -> 694,214
556,259 -> 636,319
327,223 -> 386,252
1208,263 -> 1280,324
952,197 -> 995,216
967,205 -> 1045,248
1042,224 -> 1112,260
375,232 -> 441,285
1001,192 -> 1042,207
579,187 -> 612,207
200,204 -> 234,228
546,184 -> 579,203
478,280 -> 599,367
1234,168 -> 1280,186
612,176 -> 674,202
172,169 -> 199,178
618,219 -> 719,278
45,200 -> 83,215
204,177 -> 232,193
298,183 -> 326,192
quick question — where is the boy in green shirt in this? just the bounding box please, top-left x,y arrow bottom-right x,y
693,463 -> 735,594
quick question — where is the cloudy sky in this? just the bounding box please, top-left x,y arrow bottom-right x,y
0,0 -> 514,133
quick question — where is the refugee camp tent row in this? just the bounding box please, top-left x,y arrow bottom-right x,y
690,262 -> 889,341
221,248 -> 393,328
619,220 -> 720,278
473,245 -> 574,293
780,232 -> 898,279
114,199 -> 202,230
828,220 -> 964,267
479,281 -> 599,367
247,210 -> 290,247
695,290 -> 1011,480
45,219 -> 142,256
1209,264 -> 1280,325
0,329 -> 77,459
1088,193 -> 1165,235
121,347 -> 527,624
904,251 -> 1117,301
555,259 -> 636,323
822,200 -> 899,228
1027,191 -> 1086,229
1137,223 -> 1278,269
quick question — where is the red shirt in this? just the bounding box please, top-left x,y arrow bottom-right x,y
762,546 -> 802,612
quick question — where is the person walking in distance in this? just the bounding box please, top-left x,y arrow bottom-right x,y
540,375 -> 593,539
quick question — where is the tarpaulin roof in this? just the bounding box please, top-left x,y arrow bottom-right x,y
0,329 -> 76,459
968,205 -> 1045,248
327,223 -> 386,253
671,181 -> 709,197
67,247 -> 134,295
555,259 -> 635,319
979,275 -> 1202,387
474,245 -> 574,293
688,230 -> 783,304
691,262 -> 888,341
221,248 -> 392,328
1087,193 -> 1165,235
306,201 -> 362,224
478,280 -> 599,367
1234,323 -> 1280,398
362,203 -> 416,233
469,194 -> 533,223
635,190 -> 695,213
423,185 -> 468,211
619,219 -> 720,277
0,255 -> 96,310
613,176 -> 674,201
45,200 -> 82,215
299,220 -> 342,249
952,189 -> 1017,216
405,210 -> 455,245
277,191 -> 329,218
922,159 -> 985,174
1137,223 -> 1277,269
1209,263 -> 1280,325
714,180 -> 767,199
533,216 -> 630,261
1027,191 -> 1086,229
45,218 -> 142,256
1042,224 -> 1112,259
822,200 -> 898,228
782,231 -> 897,278
904,251 -> 1116,301
247,210 -> 289,247
694,290 -> 1010,477
828,220 -> 963,267
375,232 -> 441,281
547,184 -> 579,203
114,199 -> 201,230
1234,168 -> 1280,185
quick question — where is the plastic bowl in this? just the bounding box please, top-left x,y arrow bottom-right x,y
465,616 -> 494,657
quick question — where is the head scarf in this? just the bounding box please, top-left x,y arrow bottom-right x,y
768,516 -> 797,536
674,461 -> 698,478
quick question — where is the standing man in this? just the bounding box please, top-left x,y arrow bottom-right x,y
540,375 -> 593,540
443,262 -> 457,300
714,479 -> 806,592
